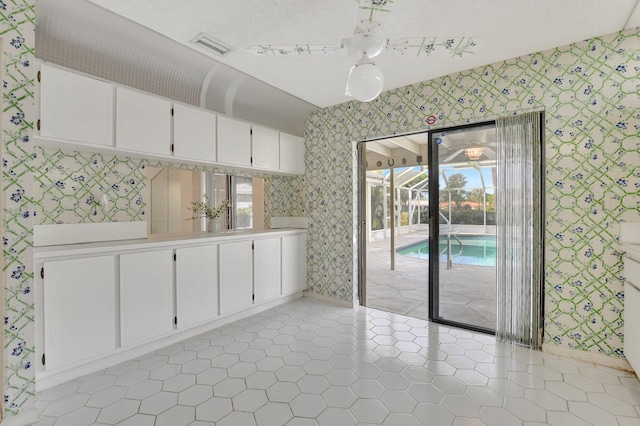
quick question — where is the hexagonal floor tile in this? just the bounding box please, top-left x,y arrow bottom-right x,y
139,392 -> 177,415
232,389 -> 268,412
321,386 -> 358,408
217,411 -> 257,426
275,365 -> 306,382
178,384 -> 213,406
350,398 -> 389,424
297,375 -> 330,394
195,396 -> 233,422
290,393 -> 327,418
155,405 -> 195,426
214,377 -> 247,398
254,402 -> 293,426
266,381 -> 300,403
380,390 -> 418,413
246,371 -> 278,390
352,378 -> 384,399
317,407 -> 357,426
96,399 -> 140,424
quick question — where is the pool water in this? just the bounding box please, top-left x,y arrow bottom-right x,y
397,235 -> 496,266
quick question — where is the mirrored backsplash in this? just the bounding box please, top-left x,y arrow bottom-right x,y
34,147 -> 268,234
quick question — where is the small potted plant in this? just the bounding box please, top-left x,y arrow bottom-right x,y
187,195 -> 230,232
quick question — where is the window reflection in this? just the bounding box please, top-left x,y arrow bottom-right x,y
146,168 -> 261,235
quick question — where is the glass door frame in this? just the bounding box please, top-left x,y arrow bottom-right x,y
428,120 -> 496,335
357,121 -> 498,335
357,141 -> 367,306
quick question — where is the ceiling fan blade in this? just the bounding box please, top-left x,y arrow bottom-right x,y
389,37 -> 476,57
357,0 -> 395,23
247,44 -> 341,56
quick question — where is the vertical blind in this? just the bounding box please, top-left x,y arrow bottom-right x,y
496,112 -> 544,348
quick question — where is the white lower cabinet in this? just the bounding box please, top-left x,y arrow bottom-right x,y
219,240 -> 254,315
36,230 -> 306,388
43,256 -> 117,371
282,234 -> 307,295
119,250 -> 174,347
176,245 -> 219,328
254,237 -> 282,303
624,255 -> 640,372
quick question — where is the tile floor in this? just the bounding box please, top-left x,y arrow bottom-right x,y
34,298 -> 640,426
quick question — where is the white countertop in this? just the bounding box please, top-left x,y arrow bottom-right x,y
34,228 -> 307,259
622,243 -> 640,262
620,223 -> 640,262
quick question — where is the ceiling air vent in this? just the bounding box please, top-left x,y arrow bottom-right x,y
192,33 -> 232,56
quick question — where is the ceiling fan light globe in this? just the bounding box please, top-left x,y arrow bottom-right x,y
346,63 -> 384,102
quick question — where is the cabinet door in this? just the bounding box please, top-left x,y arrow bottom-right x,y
282,234 -> 307,295
217,115 -> 251,167
116,87 -> 171,155
176,245 -> 218,328
252,125 -> 280,170
279,132 -> 305,174
43,256 -> 117,370
39,64 -> 114,146
219,240 -> 253,314
625,280 -> 640,373
120,250 -> 174,347
254,237 -> 282,303
173,103 -> 216,162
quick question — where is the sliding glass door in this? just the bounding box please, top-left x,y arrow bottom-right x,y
428,122 -> 497,333
360,118 -> 543,338
358,123 -> 497,333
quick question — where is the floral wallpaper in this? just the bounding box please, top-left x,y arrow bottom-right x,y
271,29 -> 640,360
1,0 -> 36,417
34,148 -> 146,224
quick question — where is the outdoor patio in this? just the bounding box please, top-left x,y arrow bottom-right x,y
365,230 -> 497,330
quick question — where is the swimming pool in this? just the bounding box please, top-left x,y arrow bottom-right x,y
397,235 -> 496,266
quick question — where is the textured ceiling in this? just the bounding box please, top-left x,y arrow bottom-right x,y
86,0 -> 640,108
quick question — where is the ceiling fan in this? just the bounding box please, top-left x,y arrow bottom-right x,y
247,0 -> 476,102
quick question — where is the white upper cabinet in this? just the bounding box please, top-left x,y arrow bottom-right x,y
38,66 -> 303,174
39,64 -> 114,146
173,103 -> 217,162
217,115 -> 252,167
279,132 -> 305,174
252,125 -> 280,171
116,87 -> 172,156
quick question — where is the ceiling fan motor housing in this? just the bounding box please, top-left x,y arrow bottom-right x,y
346,32 -> 387,59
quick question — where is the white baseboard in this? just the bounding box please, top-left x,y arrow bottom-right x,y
0,408 -> 39,426
303,291 -> 353,308
542,343 -> 634,372
36,293 -> 302,391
